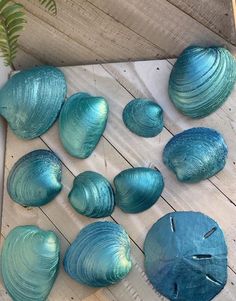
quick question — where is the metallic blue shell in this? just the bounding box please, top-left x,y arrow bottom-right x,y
63,221 -> 132,287
168,46 -> 236,118
68,171 -> 115,218
0,66 -> 67,139
7,149 -> 62,207
122,99 -> 163,137
59,92 -> 109,159
114,167 -> 164,213
1,225 -> 60,301
144,212 -> 227,301
163,127 -> 228,183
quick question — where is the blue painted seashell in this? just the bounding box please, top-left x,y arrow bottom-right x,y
114,167 -> 164,213
64,221 -> 132,287
1,225 -> 60,301
144,211 -> 227,301
7,149 -> 62,206
163,127 -> 228,183
168,46 -> 236,118
0,66 -> 67,139
59,92 -> 109,159
122,99 -> 163,137
68,171 -> 115,218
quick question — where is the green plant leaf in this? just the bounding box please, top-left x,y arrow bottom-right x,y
38,0 -> 57,15
0,0 -> 26,66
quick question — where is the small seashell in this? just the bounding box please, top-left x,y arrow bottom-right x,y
122,98 -> 163,137
7,149 -> 62,207
113,167 -> 164,213
163,127 -> 228,183
68,171 -> 115,218
63,221 -> 132,287
144,211 -> 227,301
1,225 -> 60,301
0,66 -> 67,139
59,92 -> 109,159
168,46 -> 236,118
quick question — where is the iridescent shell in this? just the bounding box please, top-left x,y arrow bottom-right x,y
113,167 -> 164,213
59,92 -> 109,159
163,127 -> 228,183
0,66 -> 66,139
7,149 -> 62,207
144,212 -> 227,301
1,225 -> 60,301
168,46 -> 236,118
122,99 -> 163,137
63,221 -> 132,287
68,171 -> 115,218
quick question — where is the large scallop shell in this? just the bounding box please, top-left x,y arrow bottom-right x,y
168,46 -> 236,118
0,66 -> 67,139
59,92 -> 109,159
122,98 -> 163,137
1,225 -> 60,301
63,221 -> 132,287
144,212 -> 227,301
68,171 -> 115,218
163,127 -> 228,183
113,167 -> 164,213
7,149 -> 62,207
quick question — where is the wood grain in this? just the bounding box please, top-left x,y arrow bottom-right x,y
13,0 -> 236,68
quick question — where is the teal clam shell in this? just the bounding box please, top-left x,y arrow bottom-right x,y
122,99 -> 163,137
7,149 -> 62,207
163,127 -> 228,183
0,66 -> 67,139
59,92 -> 109,159
114,167 -> 164,213
68,171 -> 115,218
63,221 -> 132,287
144,212 -> 227,301
1,225 -> 60,301
168,46 -> 236,118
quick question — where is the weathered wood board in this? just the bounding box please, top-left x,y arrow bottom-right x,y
1,59 -> 236,300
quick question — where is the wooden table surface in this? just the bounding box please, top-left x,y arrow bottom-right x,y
13,0 -> 236,70
0,59 -> 236,300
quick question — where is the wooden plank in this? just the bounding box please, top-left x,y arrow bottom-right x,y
17,0 -> 166,67
51,64 -> 236,273
167,0 -> 236,44
101,60 -> 236,204
87,0 -> 236,56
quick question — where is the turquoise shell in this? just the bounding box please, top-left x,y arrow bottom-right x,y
59,92 -> 109,159
122,99 -> 163,137
7,149 -> 62,207
144,212 -> 227,301
163,127 -> 228,183
69,171 -> 115,218
0,66 -> 67,139
114,167 -> 164,213
1,225 -> 60,301
168,46 -> 236,118
63,221 -> 132,287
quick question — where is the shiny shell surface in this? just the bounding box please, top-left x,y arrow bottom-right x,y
59,92 -> 109,159
7,149 -> 62,207
122,98 -> 163,137
168,46 -> 236,118
68,171 -> 115,218
114,167 -> 164,213
163,127 -> 228,183
0,66 -> 67,139
1,225 -> 60,301
63,221 -> 132,287
144,211 -> 227,301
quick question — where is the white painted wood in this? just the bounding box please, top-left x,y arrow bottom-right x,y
1,59 -> 236,300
